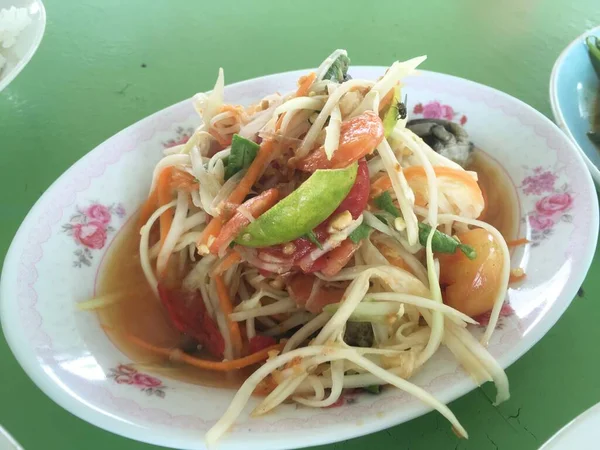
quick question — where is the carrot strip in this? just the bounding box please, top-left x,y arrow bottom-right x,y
170,169 -> 199,192
157,167 -> 175,244
138,188 -> 159,228
295,72 -> 316,97
198,216 -> 224,248
370,174 -> 393,198
125,332 -> 281,371
197,140 -> 276,248
211,251 -> 242,276
228,139 -> 276,205
506,238 -> 530,247
215,274 -> 244,358
378,88 -> 395,112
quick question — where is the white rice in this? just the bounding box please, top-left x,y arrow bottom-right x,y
0,7 -> 32,71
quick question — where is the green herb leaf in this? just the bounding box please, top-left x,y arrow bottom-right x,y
348,223 -> 372,244
323,54 -> 351,82
305,230 -> 323,249
375,192 -> 477,259
382,86 -> 401,137
224,134 -> 260,181
364,385 -> 381,394
586,36 -> 600,79
374,192 -> 401,218
418,223 -> 477,260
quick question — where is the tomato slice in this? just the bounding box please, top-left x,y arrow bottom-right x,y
329,158 -> 370,219
248,335 -> 277,354
157,283 -> 224,358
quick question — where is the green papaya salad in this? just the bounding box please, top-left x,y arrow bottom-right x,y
92,49 -> 521,445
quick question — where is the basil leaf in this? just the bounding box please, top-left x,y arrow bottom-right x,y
304,230 -> 323,250
348,223 -> 372,244
418,223 -> 477,260
224,134 -> 259,180
323,54 -> 351,83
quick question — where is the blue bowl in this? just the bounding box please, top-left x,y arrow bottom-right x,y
550,26 -> 600,184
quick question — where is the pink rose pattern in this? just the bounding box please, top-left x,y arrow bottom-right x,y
519,167 -> 574,247
162,126 -> 194,148
108,364 -> 166,398
412,101 -> 468,126
62,202 -> 126,267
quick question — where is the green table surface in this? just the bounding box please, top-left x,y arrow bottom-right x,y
1,1 -> 599,449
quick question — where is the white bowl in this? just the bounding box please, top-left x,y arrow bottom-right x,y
540,402 -> 600,450
1,67 -> 598,450
0,0 -> 46,92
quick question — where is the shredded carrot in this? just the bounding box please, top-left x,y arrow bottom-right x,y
215,274 -> 244,358
228,139 -> 276,205
157,167 -> 174,245
197,139 -> 276,248
295,72 -> 316,97
506,238 -> 530,247
198,216 -> 224,248
122,331 -> 281,372
211,251 -> 242,276
370,174 -> 393,198
170,169 -> 199,192
378,88 -> 395,112
138,187 -> 159,228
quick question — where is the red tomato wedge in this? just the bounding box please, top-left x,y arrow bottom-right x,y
157,283 -> 224,358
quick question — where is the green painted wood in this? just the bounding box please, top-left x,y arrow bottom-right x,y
1,1 -> 599,449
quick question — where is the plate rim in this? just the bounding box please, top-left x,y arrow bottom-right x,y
549,24 -> 600,184
1,65 -> 599,450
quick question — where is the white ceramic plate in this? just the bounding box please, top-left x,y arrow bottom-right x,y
1,67 -> 598,450
0,0 -> 46,92
540,403 -> 600,450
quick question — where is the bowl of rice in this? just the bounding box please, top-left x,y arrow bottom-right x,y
0,0 -> 45,92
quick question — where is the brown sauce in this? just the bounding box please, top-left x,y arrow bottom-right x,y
96,218 -> 252,388
96,148 -> 519,388
466,149 -> 518,240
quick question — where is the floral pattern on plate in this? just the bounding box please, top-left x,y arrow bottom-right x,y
520,167 -> 574,247
62,202 -> 126,267
162,126 -> 194,148
108,364 -> 167,398
412,100 -> 468,125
